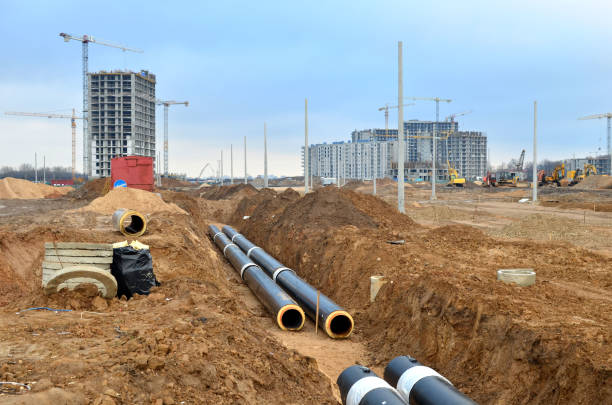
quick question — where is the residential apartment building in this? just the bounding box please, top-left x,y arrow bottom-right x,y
88,70 -> 156,177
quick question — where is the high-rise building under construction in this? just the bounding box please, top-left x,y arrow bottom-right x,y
88,70 -> 156,177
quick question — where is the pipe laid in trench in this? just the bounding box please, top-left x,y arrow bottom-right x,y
221,225 -> 354,339
384,355 -> 477,405
337,365 -> 407,405
208,225 -> 305,331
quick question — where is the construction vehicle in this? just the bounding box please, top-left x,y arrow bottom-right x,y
483,171 -> 496,187
539,164 -> 565,186
446,161 -> 465,187
569,163 -> 597,186
494,149 -> 525,187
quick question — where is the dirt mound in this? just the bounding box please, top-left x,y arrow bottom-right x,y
574,175 -> 612,189
230,188 -> 301,227
0,177 -> 72,199
271,187 -> 418,231
234,189 -> 612,404
160,177 -> 193,188
79,187 -> 186,215
200,184 -> 259,200
67,178 -> 108,200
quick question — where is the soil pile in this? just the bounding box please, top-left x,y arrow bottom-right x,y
229,188 -> 281,224
0,177 -> 71,199
260,187 -> 418,232
67,178 -> 108,200
200,184 -> 259,200
575,175 -> 612,189
234,188 -> 612,404
80,187 -> 187,215
160,177 -> 193,188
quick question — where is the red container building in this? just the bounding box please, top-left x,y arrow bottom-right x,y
111,156 -> 154,191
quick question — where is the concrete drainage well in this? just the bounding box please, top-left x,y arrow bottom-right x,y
497,269 -> 536,287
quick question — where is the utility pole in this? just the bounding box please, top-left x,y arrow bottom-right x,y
230,144 -> 234,184
372,142 -> 377,195
244,136 -> 247,184
397,41 -> 405,213
533,101 -> 538,203
156,100 -> 188,176
264,122 -> 268,188
35,153 -> 38,183
220,150 -> 223,186
43,156 -> 46,183
305,98 -> 309,193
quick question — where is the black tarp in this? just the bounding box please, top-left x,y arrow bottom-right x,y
111,246 -> 160,299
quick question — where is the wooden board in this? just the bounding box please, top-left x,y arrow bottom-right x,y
44,242 -> 113,250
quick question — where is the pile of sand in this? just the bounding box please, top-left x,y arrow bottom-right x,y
0,177 -> 72,199
199,184 -> 258,200
574,175 -> 612,190
80,187 -> 187,215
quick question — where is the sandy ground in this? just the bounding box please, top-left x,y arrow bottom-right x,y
0,180 -> 610,404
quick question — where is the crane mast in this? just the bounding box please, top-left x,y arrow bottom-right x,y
156,100 -> 189,176
59,32 -> 143,177
578,112 -> 612,175
377,103 -> 415,138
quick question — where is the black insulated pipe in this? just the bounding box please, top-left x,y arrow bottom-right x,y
208,225 -> 305,331
222,225 -> 354,338
337,365 -> 407,405
384,356 -> 477,405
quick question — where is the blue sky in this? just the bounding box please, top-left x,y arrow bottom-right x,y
1,0 -> 611,176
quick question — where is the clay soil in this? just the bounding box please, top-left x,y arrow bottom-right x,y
1,182 -> 611,404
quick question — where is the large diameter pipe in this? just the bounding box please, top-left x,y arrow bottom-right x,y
112,209 -> 147,237
222,225 -> 354,339
208,225 -> 305,331
337,365 -> 407,405
384,356 -> 477,405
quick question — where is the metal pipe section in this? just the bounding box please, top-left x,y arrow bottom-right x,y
208,225 -> 305,331
337,365 -> 407,405
112,209 -> 147,237
383,356 -> 477,405
221,225 -> 354,339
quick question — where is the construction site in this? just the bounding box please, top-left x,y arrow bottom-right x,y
0,169 -> 610,404
2,2 -> 612,403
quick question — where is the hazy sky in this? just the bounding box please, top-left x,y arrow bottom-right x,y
1,0 -> 611,177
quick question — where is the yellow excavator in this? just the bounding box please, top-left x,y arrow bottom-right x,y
569,163 -> 597,186
542,163 -> 565,186
447,160 -> 466,187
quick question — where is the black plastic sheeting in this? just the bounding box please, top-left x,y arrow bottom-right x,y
111,246 -> 160,299
384,356 -> 477,405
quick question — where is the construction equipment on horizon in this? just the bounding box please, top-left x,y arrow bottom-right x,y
446,160 -> 466,187
578,112 -> 612,175
59,32 -> 143,176
5,109 -> 84,181
377,103 -> 415,138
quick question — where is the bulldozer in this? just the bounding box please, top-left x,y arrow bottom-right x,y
446,161 -> 465,187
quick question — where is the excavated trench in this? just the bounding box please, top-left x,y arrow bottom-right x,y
224,186 -> 612,404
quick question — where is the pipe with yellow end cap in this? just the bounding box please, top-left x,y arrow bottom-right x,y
208,225 -> 305,331
112,209 -> 147,237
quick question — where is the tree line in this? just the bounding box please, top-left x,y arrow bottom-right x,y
0,164 -> 82,182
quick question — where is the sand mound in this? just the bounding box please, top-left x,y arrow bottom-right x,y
68,178 -> 108,200
574,175 -> 612,189
80,187 -> 187,215
200,184 -> 259,200
0,177 -> 72,199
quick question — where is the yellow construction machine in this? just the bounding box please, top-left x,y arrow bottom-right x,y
569,163 -> 597,186
541,163 -> 565,186
446,161 -> 466,187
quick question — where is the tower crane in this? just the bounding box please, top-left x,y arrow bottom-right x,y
445,110 -> 472,122
516,149 -> 525,171
377,103 -> 415,138
405,97 -> 452,200
59,32 -> 143,177
155,100 -> 189,176
578,112 -> 612,175
5,109 -> 84,180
